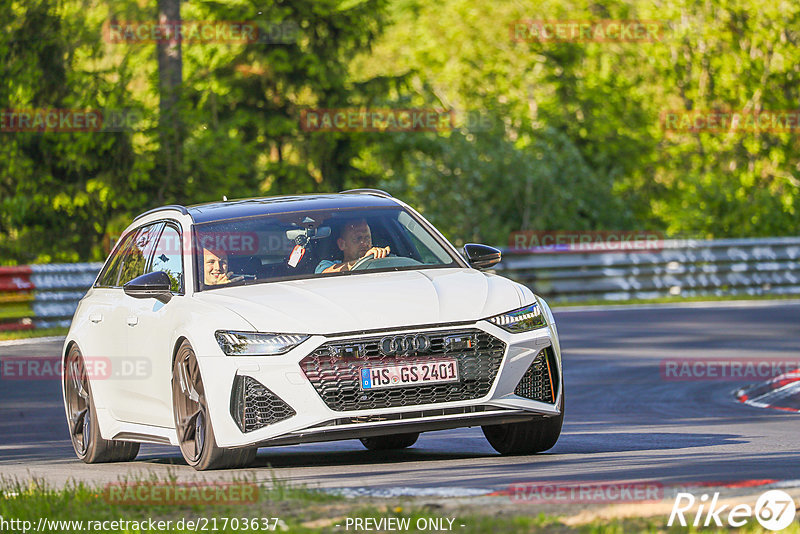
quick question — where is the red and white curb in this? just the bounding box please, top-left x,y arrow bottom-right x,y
735,371 -> 800,413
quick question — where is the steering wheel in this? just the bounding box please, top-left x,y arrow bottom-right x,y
224,273 -> 256,285
349,254 -> 423,271
349,252 -> 377,271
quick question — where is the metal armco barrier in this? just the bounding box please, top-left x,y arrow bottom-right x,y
496,237 -> 800,302
0,264 -> 102,331
0,237 -> 797,333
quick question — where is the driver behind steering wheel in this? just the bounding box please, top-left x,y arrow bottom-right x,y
315,219 -> 390,273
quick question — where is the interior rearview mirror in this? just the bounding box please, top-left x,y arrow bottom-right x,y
285,226 -> 331,242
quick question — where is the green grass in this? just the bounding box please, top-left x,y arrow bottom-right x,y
0,303 -> 33,320
0,472 -> 338,533
2,476 -> 798,533
0,326 -> 68,341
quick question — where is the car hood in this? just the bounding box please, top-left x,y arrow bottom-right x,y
193,268 -> 524,334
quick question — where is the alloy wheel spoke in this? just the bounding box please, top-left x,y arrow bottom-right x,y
188,357 -> 204,398
70,408 -> 88,437
69,361 -> 89,400
194,412 -> 205,458
178,359 -> 201,403
79,377 -> 90,400
83,409 -> 92,451
178,408 -> 201,443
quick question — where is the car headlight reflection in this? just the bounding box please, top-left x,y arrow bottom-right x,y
215,331 -> 309,356
487,303 -> 547,333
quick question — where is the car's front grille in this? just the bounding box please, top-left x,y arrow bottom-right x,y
230,376 -> 296,433
514,347 -> 557,403
300,329 -> 506,411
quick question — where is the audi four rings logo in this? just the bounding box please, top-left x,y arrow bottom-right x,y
380,334 -> 431,356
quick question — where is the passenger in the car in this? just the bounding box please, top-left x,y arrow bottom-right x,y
315,219 -> 390,273
203,247 -> 234,285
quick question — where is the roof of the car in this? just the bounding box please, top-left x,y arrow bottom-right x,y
133,191 -> 400,224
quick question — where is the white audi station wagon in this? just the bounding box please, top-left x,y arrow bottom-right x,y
62,190 -> 564,470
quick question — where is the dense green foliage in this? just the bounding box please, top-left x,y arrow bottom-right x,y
1,0 -> 797,263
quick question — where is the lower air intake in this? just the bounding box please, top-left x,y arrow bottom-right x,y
514,347 -> 557,403
230,375 -> 296,433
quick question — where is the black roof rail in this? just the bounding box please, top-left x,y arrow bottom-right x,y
132,204 -> 190,222
339,188 -> 393,198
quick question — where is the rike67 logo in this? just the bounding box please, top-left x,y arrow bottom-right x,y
669,490 -> 797,530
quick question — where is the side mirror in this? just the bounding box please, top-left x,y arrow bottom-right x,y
124,271 -> 173,303
463,243 -> 502,270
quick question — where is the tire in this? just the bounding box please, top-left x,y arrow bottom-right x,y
482,389 -> 564,455
360,432 -> 419,451
172,340 -> 256,470
64,345 -> 140,463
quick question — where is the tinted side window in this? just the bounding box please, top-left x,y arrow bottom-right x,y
96,232 -> 136,287
118,223 -> 163,287
150,225 -> 183,292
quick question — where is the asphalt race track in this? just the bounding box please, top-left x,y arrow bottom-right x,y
2,301 -> 799,494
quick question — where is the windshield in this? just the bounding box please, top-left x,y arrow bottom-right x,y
193,207 -> 460,290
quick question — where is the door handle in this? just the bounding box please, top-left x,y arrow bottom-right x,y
127,316 -> 139,326
89,313 -> 103,323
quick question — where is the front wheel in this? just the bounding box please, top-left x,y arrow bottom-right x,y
482,390 -> 564,455
64,345 -> 139,463
172,340 -> 256,470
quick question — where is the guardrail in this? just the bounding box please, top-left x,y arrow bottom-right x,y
496,237 -> 800,302
0,264 -> 102,331
1,237 -> 797,333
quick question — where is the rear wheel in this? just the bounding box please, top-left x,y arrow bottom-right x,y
172,340 -> 256,470
64,345 -> 139,463
482,390 -> 564,455
360,432 -> 419,451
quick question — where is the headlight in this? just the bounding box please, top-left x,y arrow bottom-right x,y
487,303 -> 547,333
215,331 -> 309,356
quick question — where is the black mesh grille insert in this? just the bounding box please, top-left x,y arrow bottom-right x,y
300,329 -> 506,412
230,376 -> 296,433
514,347 -> 557,403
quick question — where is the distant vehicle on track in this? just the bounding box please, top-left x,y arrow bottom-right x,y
62,190 -> 563,470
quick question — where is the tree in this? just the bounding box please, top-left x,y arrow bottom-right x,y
0,0 -> 144,263
156,0 -> 183,202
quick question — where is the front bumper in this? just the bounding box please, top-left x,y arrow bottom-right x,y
199,321 -> 562,448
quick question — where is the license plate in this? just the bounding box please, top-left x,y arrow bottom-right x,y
360,360 -> 459,390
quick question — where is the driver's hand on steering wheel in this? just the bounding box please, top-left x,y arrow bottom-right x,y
362,246 -> 390,260
343,246 -> 391,271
